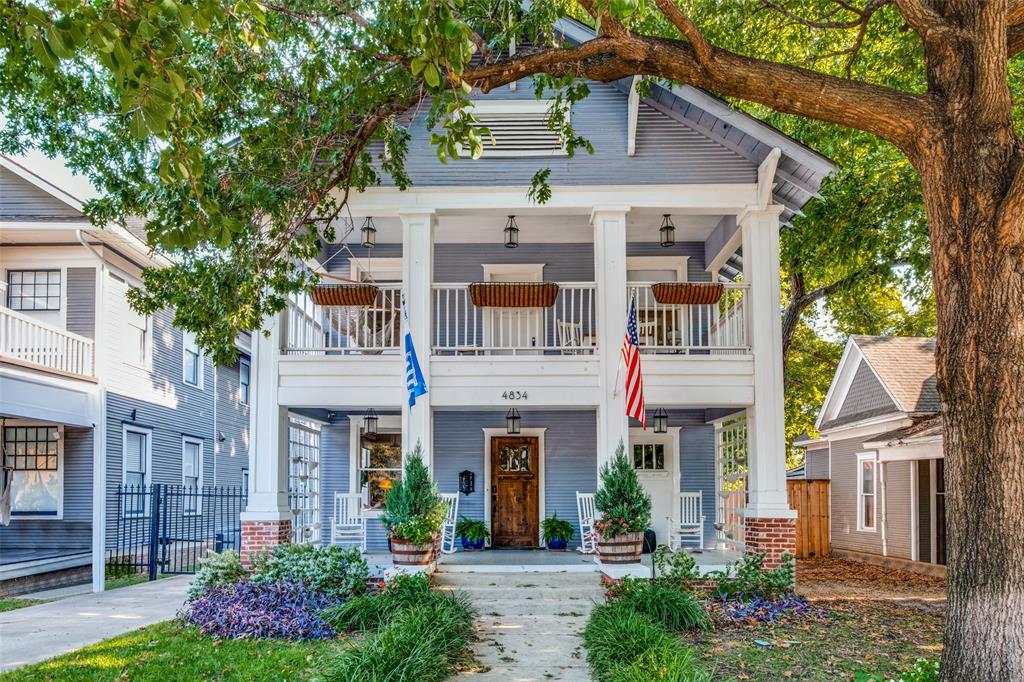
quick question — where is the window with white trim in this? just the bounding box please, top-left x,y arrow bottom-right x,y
239,358 -> 251,405
857,453 -> 878,532
182,437 -> 203,514
6,270 -> 60,311
122,426 -> 151,515
182,330 -> 203,387
632,442 -> 666,471
127,310 -> 151,369
359,432 -> 402,510
3,425 -> 61,516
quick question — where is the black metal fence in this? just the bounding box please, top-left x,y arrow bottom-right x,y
108,484 -> 247,580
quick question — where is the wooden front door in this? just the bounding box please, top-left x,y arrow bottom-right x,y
491,436 -> 539,547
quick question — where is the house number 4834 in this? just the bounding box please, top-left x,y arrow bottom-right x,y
502,391 -> 528,400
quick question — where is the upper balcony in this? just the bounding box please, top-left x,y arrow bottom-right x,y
0,305 -> 95,380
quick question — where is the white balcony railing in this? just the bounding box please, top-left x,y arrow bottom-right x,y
0,306 -> 96,377
432,283 -> 597,355
627,282 -> 749,354
285,284 -> 402,355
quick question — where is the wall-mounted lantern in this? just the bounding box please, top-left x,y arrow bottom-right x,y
660,214 -> 676,247
459,470 -> 476,495
363,407 -> 378,435
506,408 -> 521,434
504,215 -> 520,249
652,408 -> 669,434
361,217 -> 376,248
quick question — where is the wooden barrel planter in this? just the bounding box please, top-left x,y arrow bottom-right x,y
596,532 -> 644,564
391,536 -> 438,566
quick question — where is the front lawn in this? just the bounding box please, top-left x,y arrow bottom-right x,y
1,621 -> 337,682
684,600 -> 944,681
0,598 -> 46,612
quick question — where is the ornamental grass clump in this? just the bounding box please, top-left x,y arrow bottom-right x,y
321,572 -> 433,632
251,543 -> 368,602
616,582 -> 710,631
180,581 -> 335,640
594,441 -> 652,538
380,443 -> 447,545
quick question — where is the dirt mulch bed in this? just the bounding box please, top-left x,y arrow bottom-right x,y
796,556 -> 946,607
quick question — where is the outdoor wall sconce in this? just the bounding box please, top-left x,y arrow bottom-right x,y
363,407 -> 378,435
660,214 -> 676,247
506,407 -> 521,434
653,408 -> 669,434
361,216 -> 376,248
459,470 -> 475,495
504,215 -> 520,248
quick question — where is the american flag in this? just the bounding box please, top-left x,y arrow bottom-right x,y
621,297 -> 646,429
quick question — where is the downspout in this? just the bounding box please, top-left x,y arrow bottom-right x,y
880,460 -> 888,557
77,229 -> 107,592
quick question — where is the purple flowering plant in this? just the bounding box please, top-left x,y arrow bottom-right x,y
180,580 -> 336,640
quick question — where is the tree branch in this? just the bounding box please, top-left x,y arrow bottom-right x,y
653,0 -> 712,65
1010,22 -> 1024,56
892,0 -> 951,39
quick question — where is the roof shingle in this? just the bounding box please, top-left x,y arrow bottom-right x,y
852,336 -> 939,414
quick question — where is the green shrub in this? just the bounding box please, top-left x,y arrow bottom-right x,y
187,550 -> 247,601
653,546 -> 701,588
617,583 -> 709,631
584,602 -> 671,680
319,588 -> 474,681
606,641 -> 711,682
454,517 -> 489,543
594,441 -> 652,538
381,443 -> 447,545
541,512 -> 575,543
709,552 -> 795,601
251,544 -> 368,602
858,658 -> 940,682
322,572 -> 433,632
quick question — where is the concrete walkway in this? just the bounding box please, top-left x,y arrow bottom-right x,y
436,571 -> 604,681
0,575 -> 191,672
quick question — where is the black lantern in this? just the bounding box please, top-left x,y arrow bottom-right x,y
361,217 -> 376,248
659,214 -> 675,247
653,408 -> 669,434
458,470 -> 475,495
363,407 -> 378,435
504,215 -> 519,249
506,407 -> 521,434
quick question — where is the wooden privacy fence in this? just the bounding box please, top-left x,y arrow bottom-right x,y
787,479 -> 830,559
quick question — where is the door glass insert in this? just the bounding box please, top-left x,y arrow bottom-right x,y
498,445 -> 531,472
632,443 -> 665,471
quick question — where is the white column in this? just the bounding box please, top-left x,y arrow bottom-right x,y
240,310 -> 291,521
400,211 -> 435,470
740,207 -> 794,519
593,207 -> 630,471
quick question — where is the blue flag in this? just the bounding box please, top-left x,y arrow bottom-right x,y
402,295 -> 428,408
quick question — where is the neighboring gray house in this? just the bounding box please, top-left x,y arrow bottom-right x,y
805,335 -> 945,573
0,154 -> 252,594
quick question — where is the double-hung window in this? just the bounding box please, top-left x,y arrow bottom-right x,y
122,426 -> 150,515
239,358 -> 250,405
857,452 -> 878,532
3,425 -> 61,517
182,330 -> 202,387
6,270 -> 60,311
182,437 -> 203,514
358,432 -> 402,510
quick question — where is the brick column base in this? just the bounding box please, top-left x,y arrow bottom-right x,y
743,517 -> 796,569
240,519 -> 292,569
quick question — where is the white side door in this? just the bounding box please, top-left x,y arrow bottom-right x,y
628,429 -> 680,547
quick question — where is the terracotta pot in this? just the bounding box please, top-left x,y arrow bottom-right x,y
391,536 -> 437,566
597,531 -> 644,564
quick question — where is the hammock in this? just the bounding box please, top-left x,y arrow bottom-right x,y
651,282 -> 724,306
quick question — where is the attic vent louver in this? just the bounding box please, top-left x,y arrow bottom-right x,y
469,100 -> 567,157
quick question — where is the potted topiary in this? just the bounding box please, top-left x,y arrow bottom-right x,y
455,517 -> 489,551
594,440 -> 652,564
541,513 -> 574,551
380,443 -> 447,567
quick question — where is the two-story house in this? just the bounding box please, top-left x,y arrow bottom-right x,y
0,153 -> 252,594
238,18 -> 835,571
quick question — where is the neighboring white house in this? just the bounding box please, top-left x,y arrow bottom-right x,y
804,335 -> 945,575
0,154 -> 252,594
238,17 -> 835,570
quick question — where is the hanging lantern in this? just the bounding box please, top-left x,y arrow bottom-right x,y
506,408 -> 521,434
363,407 -> 378,435
659,214 -> 675,247
653,408 -> 668,434
361,217 -> 377,248
504,215 -> 520,249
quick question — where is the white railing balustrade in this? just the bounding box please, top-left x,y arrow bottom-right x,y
627,282 -> 749,354
285,284 -> 402,355
0,306 -> 96,377
432,283 -> 597,355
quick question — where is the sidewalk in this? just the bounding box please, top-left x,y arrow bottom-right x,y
0,575 -> 191,672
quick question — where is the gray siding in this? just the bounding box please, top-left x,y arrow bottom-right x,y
0,427 -> 92,551
0,167 -> 82,219
805,446 -> 830,480
834,361 -> 897,426
214,358 -> 250,488
679,419 -> 717,548
373,79 -> 757,187
65,267 -> 96,339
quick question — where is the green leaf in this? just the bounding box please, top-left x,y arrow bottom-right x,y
422,63 -> 440,88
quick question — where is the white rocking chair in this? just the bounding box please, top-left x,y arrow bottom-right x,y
330,492 -> 367,553
440,493 -> 459,554
669,491 -> 706,551
576,491 -> 597,554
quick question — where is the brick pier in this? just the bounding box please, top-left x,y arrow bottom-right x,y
240,519 -> 292,568
744,516 -> 796,568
